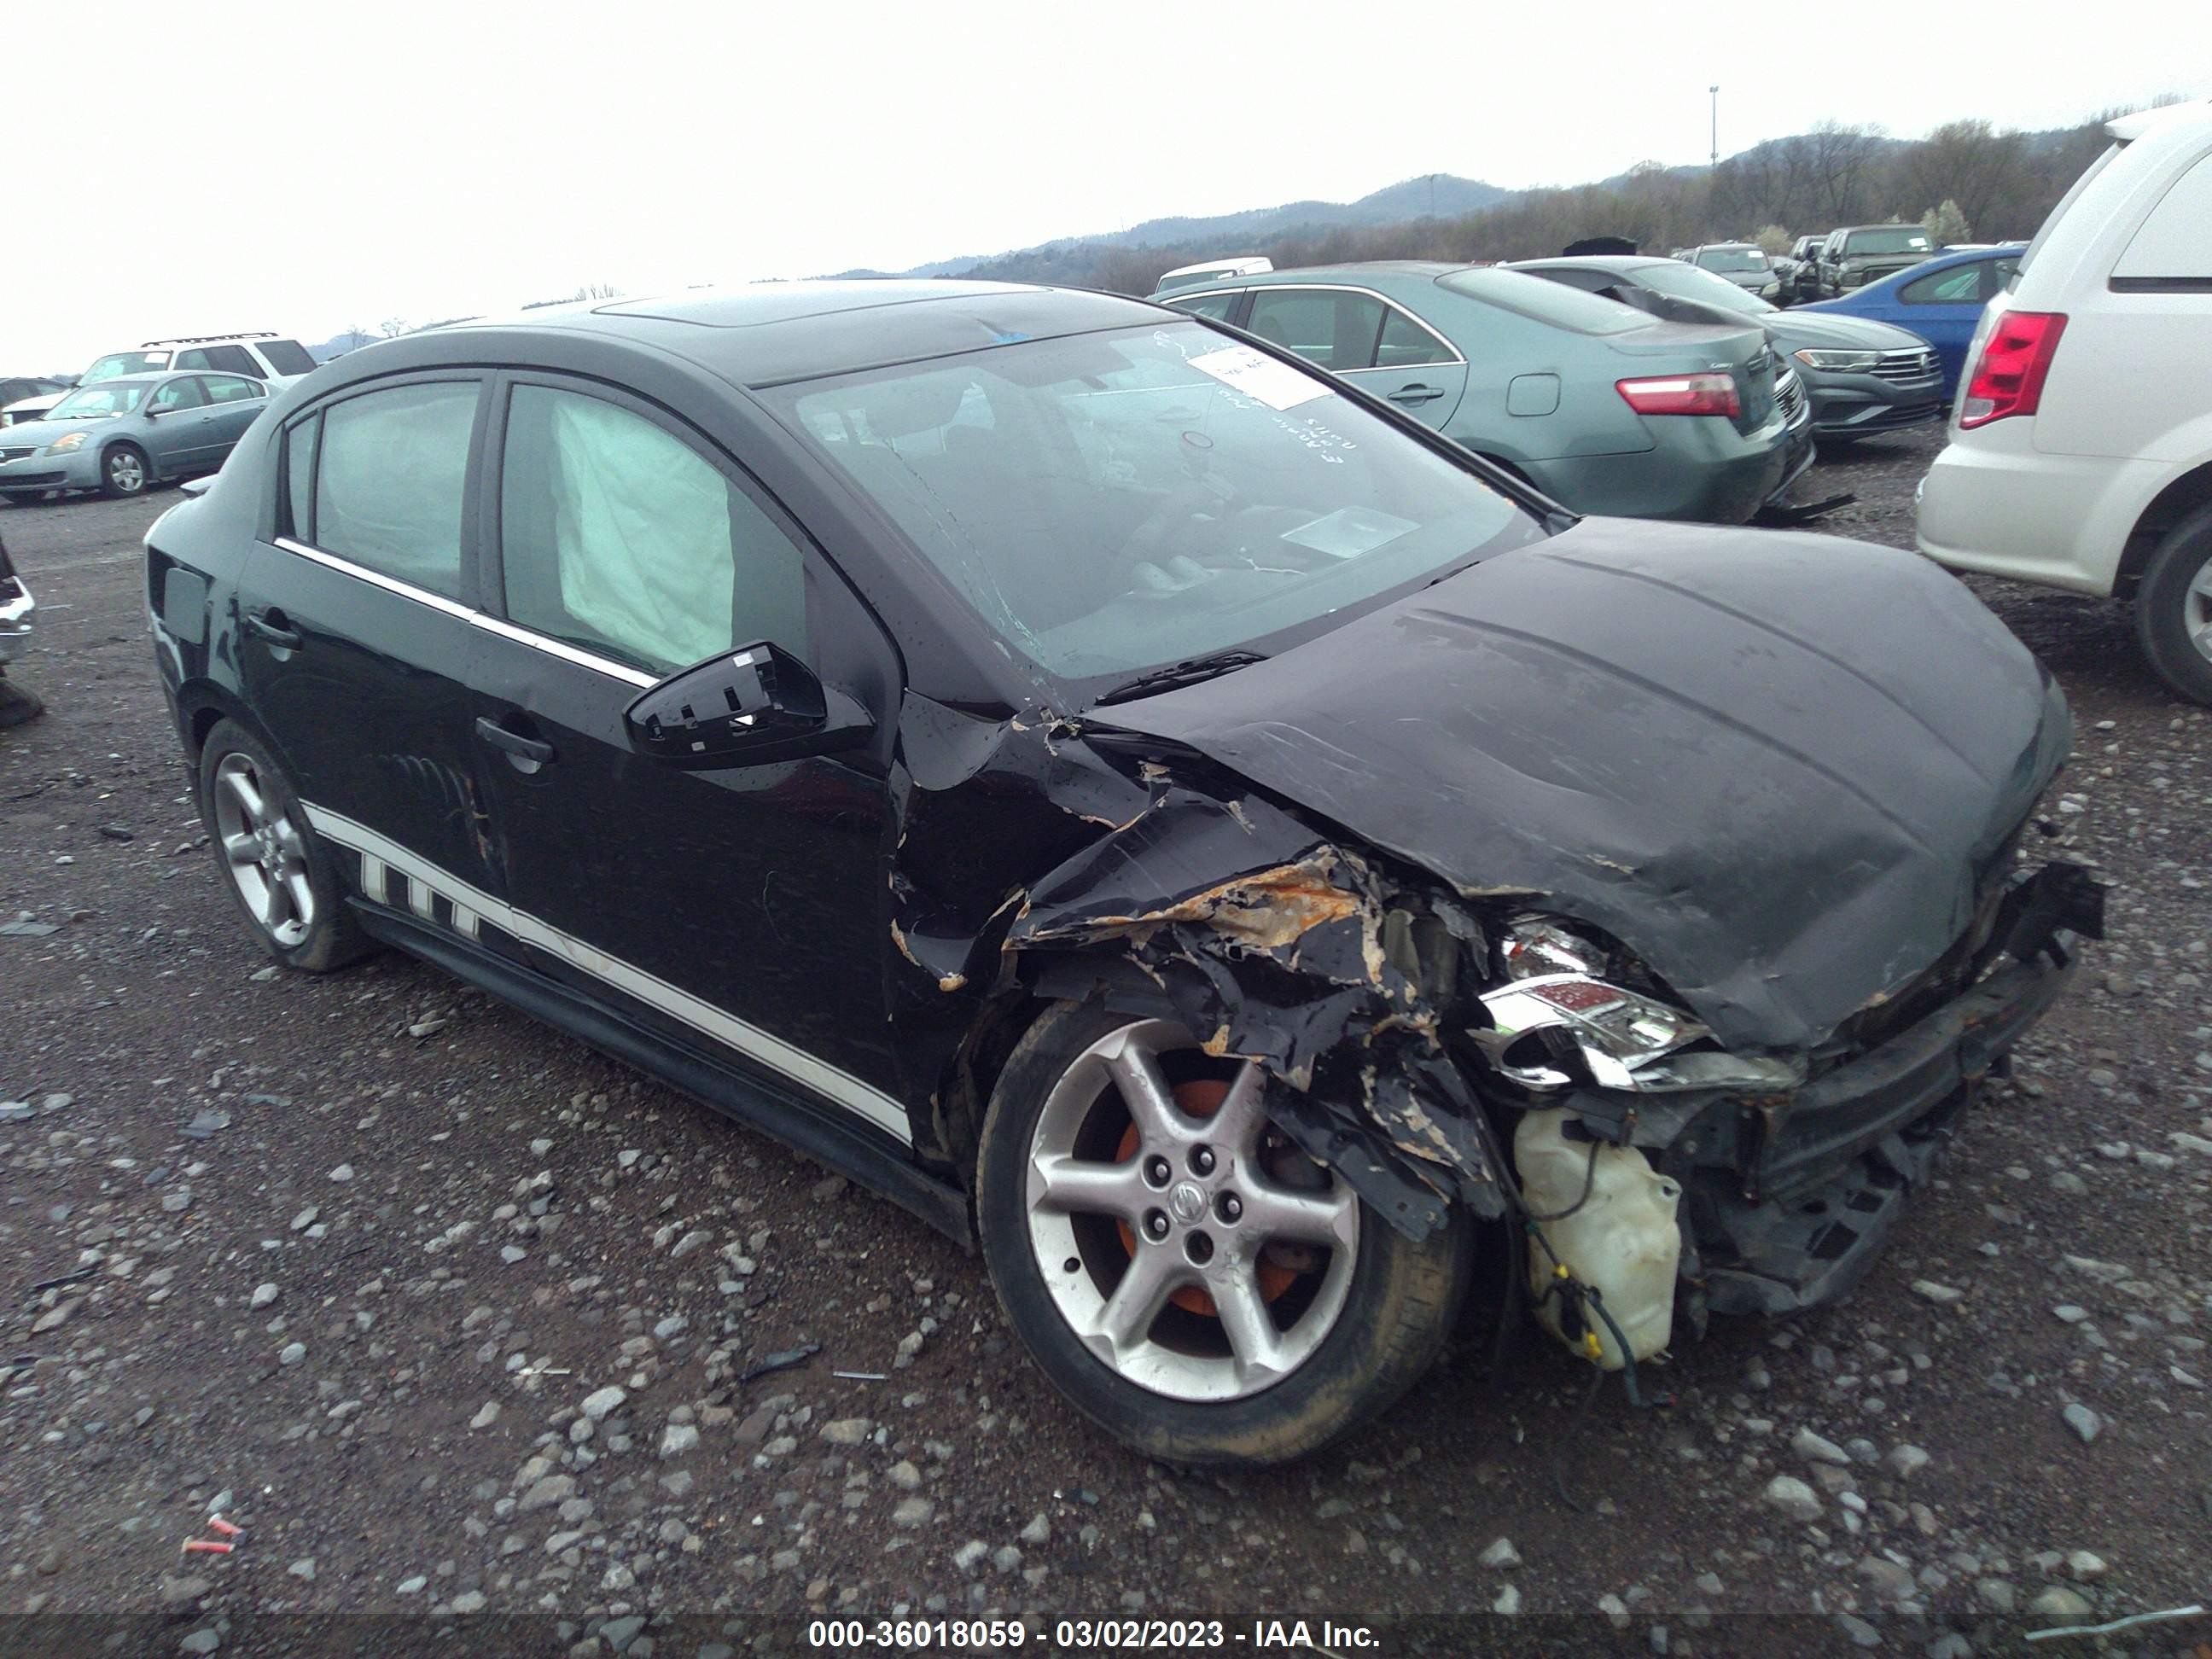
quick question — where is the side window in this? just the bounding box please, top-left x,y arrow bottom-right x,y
1901,265 -> 1984,305
2114,149 -> 2212,281
312,381 -> 478,600
1243,289 -> 1388,370
205,375 -> 263,405
1989,257 -> 2019,295
498,384 -> 807,676
174,349 -> 212,370
1165,291 -> 1238,322
1375,309 -> 1454,367
207,346 -> 261,376
283,415 -> 317,541
150,377 -> 207,412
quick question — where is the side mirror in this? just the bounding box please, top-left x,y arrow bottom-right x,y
625,642 -> 872,769
143,405 -> 164,419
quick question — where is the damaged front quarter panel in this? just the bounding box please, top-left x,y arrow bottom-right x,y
999,781 -> 1511,1240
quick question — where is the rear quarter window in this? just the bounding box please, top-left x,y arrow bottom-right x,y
2112,146 -> 2212,282
1435,269 -> 1648,335
258,340 -> 318,376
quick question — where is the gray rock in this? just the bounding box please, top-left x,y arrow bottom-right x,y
658,1423 -> 699,1458
288,1558 -> 317,1580
1763,1475 -> 1822,1522
2052,1304 -> 2091,1324
1884,1444 -> 1931,1480
1976,1578 -> 2017,1614
448,1591 -> 486,1614
2026,1586 -> 2093,1621
328,1163 -> 354,1183
1477,1537 -> 1522,1569
892,1497 -> 933,1528
820,1417 -> 873,1445
396,1575 -> 427,1594
2065,1550 -> 2107,1580
1857,1555 -> 1915,1602
1598,1593 -> 1631,1631
469,1402 -> 500,1430
2062,1403 -> 2104,1444
278,1342 -> 306,1367
579,1386 -> 627,1423
517,1475 -> 578,1513
992,1545 -> 1022,1575
250,1284 -> 279,1310
180,1632 -> 220,1656
1911,1280 -> 1965,1307
1835,1613 -> 1881,1650
652,1314 -> 688,1340
1491,1584 -> 1522,1615
1792,1428 -> 1851,1465
1017,1514 -> 1051,1547
602,1615 -> 647,1652
952,1539 -> 990,1575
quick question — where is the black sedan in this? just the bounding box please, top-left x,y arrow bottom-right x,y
145,281 -> 2098,1464
1512,255 -> 1948,442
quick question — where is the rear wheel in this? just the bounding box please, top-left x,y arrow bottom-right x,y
975,1001 -> 1472,1464
2133,504 -> 2212,705
196,719 -> 373,972
100,443 -> 148,498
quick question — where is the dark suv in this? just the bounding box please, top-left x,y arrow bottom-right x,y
143,281 -> 2098,1466
1817,225 -> 1937,298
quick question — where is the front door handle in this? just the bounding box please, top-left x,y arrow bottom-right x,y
1387,384 -> 1447,405
475,715 -> 555,770
243,608 -> 302,650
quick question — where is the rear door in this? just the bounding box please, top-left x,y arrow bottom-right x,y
237,375 -> 507,925
466,371 -> 913,1146
199,374 -> 269,464
1243,286 -> 1467,428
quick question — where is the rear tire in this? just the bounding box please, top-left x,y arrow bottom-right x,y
196,719 -> 374,972
2133,504 -> 2212,705
975,999 -> 1473,1465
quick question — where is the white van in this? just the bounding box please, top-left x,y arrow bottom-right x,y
1916,100 -> 2212,700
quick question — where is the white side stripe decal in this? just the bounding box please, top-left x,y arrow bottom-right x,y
409,876 -> 436,919
300,802 -> 912,1146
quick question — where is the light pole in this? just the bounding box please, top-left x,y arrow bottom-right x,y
1709,85 -> 1720,168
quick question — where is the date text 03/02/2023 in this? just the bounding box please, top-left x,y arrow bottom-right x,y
803,1617 -> 1382,1650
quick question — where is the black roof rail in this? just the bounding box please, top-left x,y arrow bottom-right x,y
138,333 -> 281,346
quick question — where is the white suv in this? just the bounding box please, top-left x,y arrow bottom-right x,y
0,334 -> 317,427
1916,100 -> 2212,700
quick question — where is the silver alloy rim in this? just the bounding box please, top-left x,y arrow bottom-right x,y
108,450 -> 143,492
1024,1018 -> 1359,1403
212,753 -> 315,948
2186,558 -> 2212,665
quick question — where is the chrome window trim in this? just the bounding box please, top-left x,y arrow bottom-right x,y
271,536 -> 657,688
302,801 -> 913,1144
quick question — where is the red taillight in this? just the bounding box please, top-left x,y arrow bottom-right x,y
1959,311 -> 2068,429
1615,372 -> 1740,417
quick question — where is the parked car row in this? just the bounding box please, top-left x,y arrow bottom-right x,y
1153,259 -> 1813,523
0,333 -> 312,505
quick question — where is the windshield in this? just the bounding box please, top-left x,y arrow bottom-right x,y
83,352 -> 169,383
1634,262 -> 1774,315
48,382 -> 148,418
1696,247 -> 1767,272
771,322 -> 1540,688
1848,228 -> 1932,257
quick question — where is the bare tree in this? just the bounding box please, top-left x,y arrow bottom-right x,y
1897,121 -> 2033,240
377,317 -> 411,339
1805,121 -> 1889,225
570,282 -> 622,301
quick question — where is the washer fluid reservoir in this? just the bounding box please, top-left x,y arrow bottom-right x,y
1516,1108 -> 1682,1370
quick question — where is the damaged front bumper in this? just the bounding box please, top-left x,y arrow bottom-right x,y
1552,864 -> 2100,1320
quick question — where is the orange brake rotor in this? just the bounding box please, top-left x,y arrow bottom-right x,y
1115,1076 -> 1298,1314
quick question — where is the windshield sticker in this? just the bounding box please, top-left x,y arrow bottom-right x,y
1188,346 -> 1331,411
1280,507 -> 1418,560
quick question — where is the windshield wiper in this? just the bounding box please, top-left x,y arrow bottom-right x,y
1093,649 -> 1267,707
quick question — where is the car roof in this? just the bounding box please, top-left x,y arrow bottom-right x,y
430,281 -> 1167,388
67,371 -> 183,387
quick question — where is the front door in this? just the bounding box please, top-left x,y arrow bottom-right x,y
198,374 -> 271,469
143,375 -> 215,474
466,373 -> 911,1146
236,374 -> 505,922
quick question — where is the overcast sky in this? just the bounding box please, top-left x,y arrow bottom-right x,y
7,1 -> 2207,371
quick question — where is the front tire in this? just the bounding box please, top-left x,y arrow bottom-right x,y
196,719 -> 373,972
2133,504 -> 2212,705
975,1001 -> 1472,1465
100,443 -> 149,498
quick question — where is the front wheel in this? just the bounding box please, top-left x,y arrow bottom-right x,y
100,443 -> 149,498
2133,504 -> 2212,705
975,1002 -> 1472,1464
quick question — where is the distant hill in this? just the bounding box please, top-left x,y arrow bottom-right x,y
827,172 -> 1513,281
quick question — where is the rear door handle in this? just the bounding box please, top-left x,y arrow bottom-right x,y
242,608 -> 302,649
1387,384 -> 1446,405
474,716 -> 555,768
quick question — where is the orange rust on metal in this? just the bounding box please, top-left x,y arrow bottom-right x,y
888,921 -> 923,969
937,973 -> 967,993
1060,858 -> 1359,951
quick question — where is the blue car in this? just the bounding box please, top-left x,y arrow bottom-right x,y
1799,244 -> 2025,399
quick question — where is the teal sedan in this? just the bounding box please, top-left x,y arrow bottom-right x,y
0,370 -> 271,504
1155,262 -> 1810,524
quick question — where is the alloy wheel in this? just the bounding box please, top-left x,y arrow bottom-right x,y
108,450 -> 144,493
212,752 -> 316,948
2185,560 -> 2212,666
1023,1018 -> 1359,1403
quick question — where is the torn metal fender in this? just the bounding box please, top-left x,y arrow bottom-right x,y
1004,783 -> 1509,1238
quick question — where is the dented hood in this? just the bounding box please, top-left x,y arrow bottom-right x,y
1092,517 -> 2070,1051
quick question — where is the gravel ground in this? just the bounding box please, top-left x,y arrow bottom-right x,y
3,434 -> 2209,1657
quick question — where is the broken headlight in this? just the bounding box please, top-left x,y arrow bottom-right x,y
1473,974 -> 1707,1090
1476,917 -> 1810,1093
